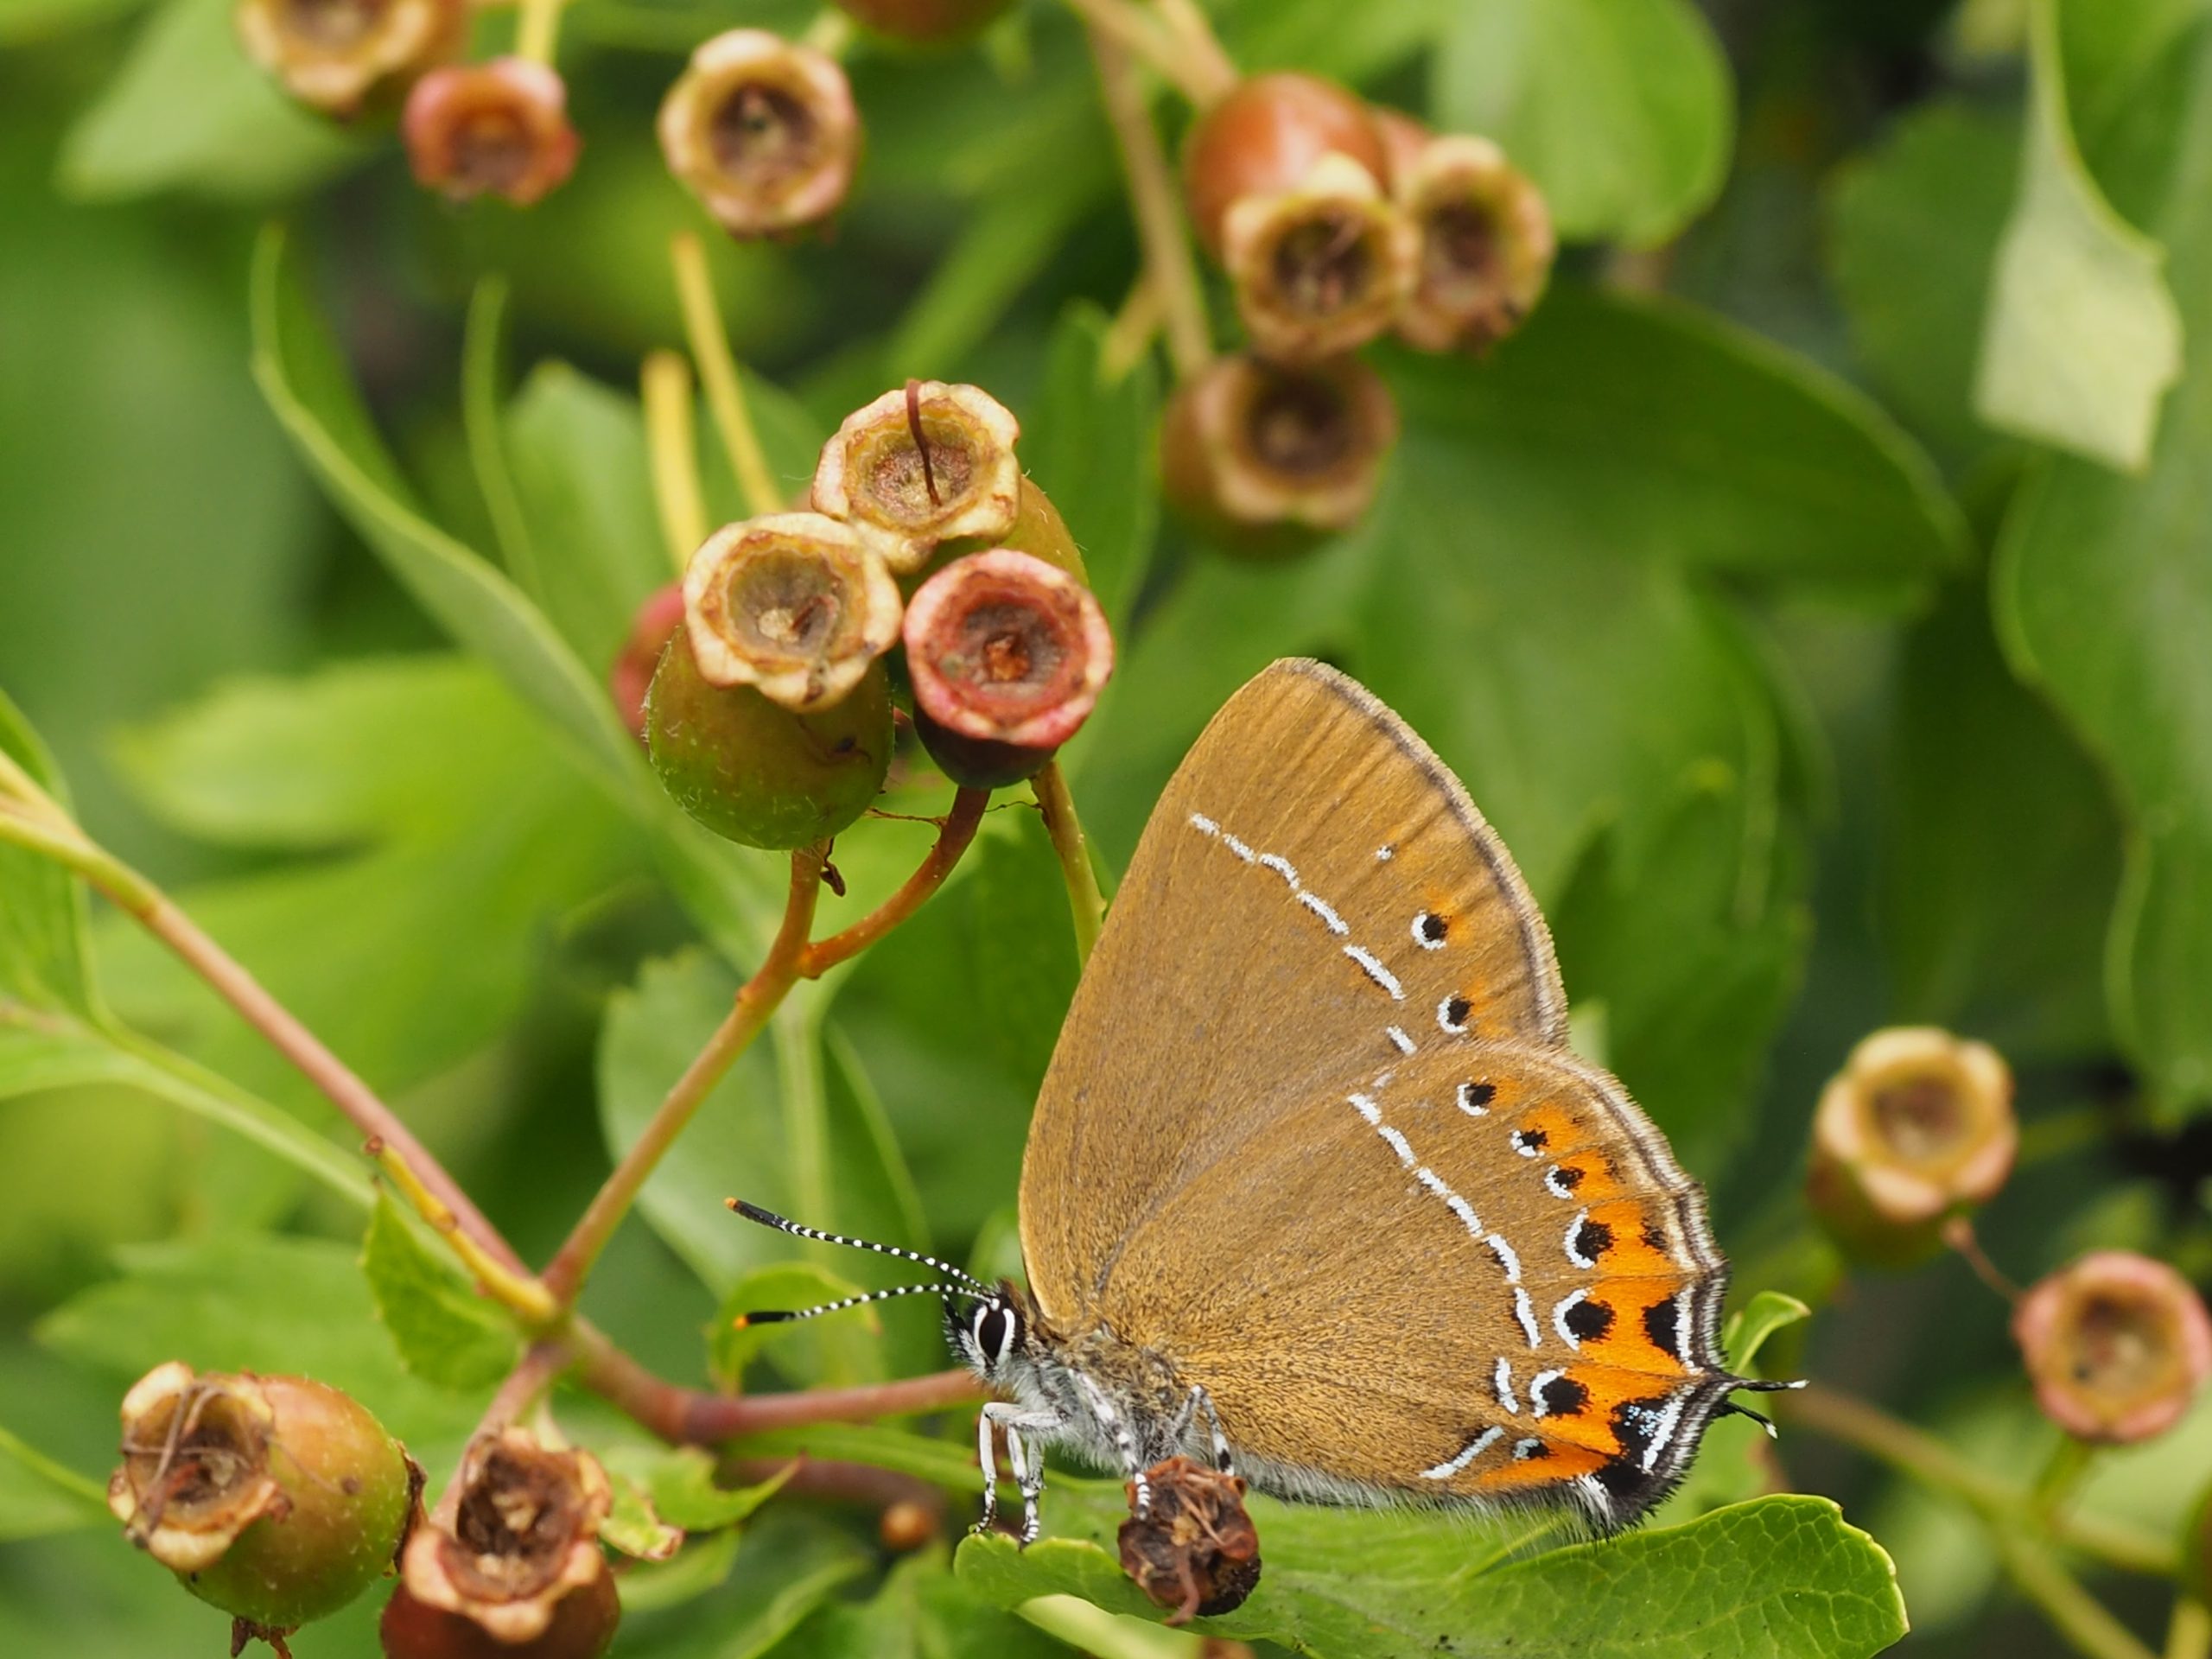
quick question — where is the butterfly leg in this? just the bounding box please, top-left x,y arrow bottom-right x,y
976,1402 -> 1060,1544
1074,1375 -> 1154,1517
1193,1385 -> 1235,1475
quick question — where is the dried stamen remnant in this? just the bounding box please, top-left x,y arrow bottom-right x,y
659,31 -> 858,237
811,382 -> 1021,574
681,513 -> 901,712
236,0 -> 464,114
1116,1457 -> 1262,1625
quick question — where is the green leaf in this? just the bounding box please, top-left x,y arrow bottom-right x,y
617,1509 -> 873,1659
37,1234 -> 481,1452
1993,20 -> 2212,1115
250,226 -> 646,798
1975,0 -> 2183,472
1023,303 -> 1160,635
618,1526 -> 744,1613
359,1195 -> 521,1392
1829,99 -> 2024,461
711,1262 -> 884,1390
1725,1290 -> 1811,1374
0,0 -> 148,43
601,1443 -> 796,1533
0,1422 -> 108,1541
602,1472 -> 685,1562
800,1550 -> 1073,1659
1431,0 -> 1733,247
1878,575 -> 2121,1060
957,1494 -> 1906,1659
597,955 -> 937,1378
57,0 -> 367,201
0,688 -> 96,1018
250,224 -> 788,957
103,658 -> 642,1156
504,361 -> 674,674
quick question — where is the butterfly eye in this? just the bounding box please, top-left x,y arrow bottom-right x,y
972,1303 -> 1019,1368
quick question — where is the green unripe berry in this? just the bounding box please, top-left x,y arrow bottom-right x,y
646,632 -> 893,849
110,1364 -> 416,1637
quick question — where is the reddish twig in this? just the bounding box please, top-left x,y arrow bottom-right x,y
799,789 -> 988,976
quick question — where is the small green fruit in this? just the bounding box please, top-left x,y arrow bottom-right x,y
646,632 -> 892,848
110,1363 -> 415,1637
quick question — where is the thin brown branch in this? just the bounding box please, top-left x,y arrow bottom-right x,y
1090,29 -> 1213,381
722,1454 -> 945,1517
1148,0 -> 1237,105
1060,0 -> 1223,106
574,1323 -> 985,1444
541,849 -> 825,1306
799,789 -> 988,977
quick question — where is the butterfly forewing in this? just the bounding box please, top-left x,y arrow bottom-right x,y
1020,658 -> 1733,1523
1020,659 -> 1568,1322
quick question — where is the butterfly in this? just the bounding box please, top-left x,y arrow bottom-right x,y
736,658 -> 1789,1543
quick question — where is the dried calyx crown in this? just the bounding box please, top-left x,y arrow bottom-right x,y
723,1198 -> 997,1323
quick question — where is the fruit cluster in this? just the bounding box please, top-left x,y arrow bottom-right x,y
639,379 -> 1111,848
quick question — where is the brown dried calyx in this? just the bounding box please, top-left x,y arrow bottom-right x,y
397,1430 -> 613,1648
658,29 -> 859,238
1161,353 -> 1399,548
111,1364 -> 285,1574
1221,153 -> 1415,363
1117,1456 -> 1262,1625
1391,133 -> 1554,353
402,58 -> 581,207
2014,1252 -> 2212,1446
681,513 -> 902,712
235,0 -> 464,116
812,380 -> 1024,575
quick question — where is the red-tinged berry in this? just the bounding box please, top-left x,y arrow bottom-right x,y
1370,105 -> 1431,193
109,1363 -> 416,1641
878,1498 -> 939,1552
381,1573 -> 617,1659
392,1430 -> 616,1650
610,582 -> 686,741
647,627 -> 893,848
903,548 -> 1112,789
1807,1027 -> 2016,1265
235,0 -> 463,116
812,381 -> 1023,576
1160,352 -> 1398,553
403,58 -> 581,206
659,30 -> 859,238
830,0 -> 1014,45
1220,152 -> 1417,363
1182,73 -> 1389,258
1117,1457 -> 1261,1626
1393,135 -> 1554,353
2014,1252 -> 2212,1446
682,513 -> 902,712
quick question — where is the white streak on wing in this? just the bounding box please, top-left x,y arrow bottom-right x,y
1257,852 -> 1299,885
1485,1233 -> 1522,1286
1528,1368 -> 1565,1420
1221,832 -> 1256,863
1344,945 -> 1404,999
1641,1393 -> 1690,1472
1494,1358 -> 1520,1414
1553,1288 -> 1590,1351
1349,1093 -> 1382,1126
1564,1210 -> 1595,1268
1420,1425 -> 1502,1480
1377,1125 -> 1416,1168
1385,1025 -> 1416,1055
1299,892 -> 1349,934
1514,1288 -> 1541,1349
1446,1193 -> 1483,1236
1544,1167 -> 1579,1198
1188,813 -> 1219,836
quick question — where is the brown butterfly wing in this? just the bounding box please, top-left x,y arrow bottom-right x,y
1019,658 -> 1568,1325
1095,1042 -> 1733,1519
1019,658 -> 1732,1522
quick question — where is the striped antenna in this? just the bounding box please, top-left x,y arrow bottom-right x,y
733,1281 -> 974,1328
725,1198 -> 992,1295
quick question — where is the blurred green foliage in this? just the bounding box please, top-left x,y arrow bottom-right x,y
6,0 -> 2212,1655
